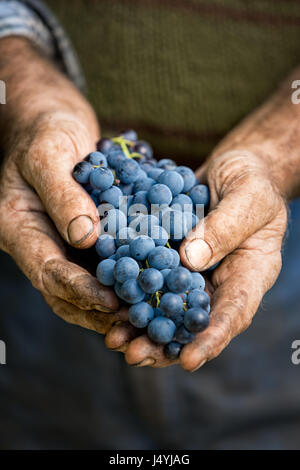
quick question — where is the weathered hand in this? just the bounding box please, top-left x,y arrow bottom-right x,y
106,151 -> 287,370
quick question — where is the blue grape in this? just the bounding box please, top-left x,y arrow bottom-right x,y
169,248 -> 180,268
99,185 -> 123,208
175,166 -> 196,192
171,194 -> 193,212
73,161 -> 93,184
96,259 -> 116,286
133,177 -> 155,193
102,208 -> 127,235
90,189 -> 100,206
156,159 -> 177,170
184,307 -> 209,333
162,210 -> 188,242
95,234 -> 116,258
150,225 -> 169,247
114,281 -> 125,300
115,244 -> 131,260
147,184 -> 173,206
185,212 -> 199,232
90,167 -> 114,191
154,307 -> 164,317
187,289 -> 210,311
130,235 -> 155,261
157,170 -> 184,196
114,257 -> 140,283
130,191 -> 150,215
161,268 -> 171,280
107,150 -> 126,169
189,184 -> 210,209
136,214 -> 160,235
160,292 -> 183,316
139,161 -> 156,174
169,311 -> 185,327
120,129 -> 138,141
190,272 -> 205,290
148,168 -> 164,181
147,317 -> 176,344
120,279 -> 145,304
97,138 -> 114,155
119,195 -> 134,215
147,246 -> 173,270
138,268 -> 164,294
175,325 -> 195,344
166,267 -> 192,293
134,140 -> 153,159
116,226 -> 137,247
119,183 -> 133,195
164,341 -> 183,360
128,302 -> 154,328
116,158 -> 140,184
88,151 -> 107,167
108,254 -> 117,260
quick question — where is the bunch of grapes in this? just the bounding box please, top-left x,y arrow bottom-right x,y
73,130 -> 211,360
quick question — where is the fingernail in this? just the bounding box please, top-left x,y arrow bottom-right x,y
68,215 -> 94,245
185,239 -> 211,270
191,359 -> 207,373
135,358 -> 155,367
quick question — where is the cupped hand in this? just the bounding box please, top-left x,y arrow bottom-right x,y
0,110 -> 125,334
106,150 -> 287,370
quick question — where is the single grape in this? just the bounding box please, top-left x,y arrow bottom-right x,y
120,279 -> 145,304
159,292 -> 183,316
99,185 -> 123,208
115,244 -> 131,260
107,150 -> 127,169
128,302 -> 154,328
90,189 -> 100,206
150,225 -> 169,247
175,325 -> 195,344
175,166 -> 196,192
90,167 -> 114,191
184,307 -> 210,333
147,317 -> 176,344
189,184 -> 210,209
166,267 -> 192,293
147,246 -> 174,270
114,257 -> 140,283
133,140 -> 153,159
116,158 -> 140,184
138,268 -> 164,294
148,168 -> 164,181
187,289 -> 210,311
164,341 -> 183,360
135,214 -> 160,235
88,151 -> 108,167
190,272 -> 205,290
169,311 -> 185,327
161,268 -> 171,280
120,129 -> 138,142
73,161 -> 93,184
147,184 -> 173,206
157,170 -> 184,196
156,158 -> 177,170
130,191 -> 150,216
130,236 -> 155,261
119,183 -> 133,196
97,138 -> 114,155
169,248 -> 180,268
95,234 -> 116,258
170,194 -> 193,212
162,209 -> 188,242
96,259 -> 116,286
139,161 -> 156,174
114,281 -> 126,300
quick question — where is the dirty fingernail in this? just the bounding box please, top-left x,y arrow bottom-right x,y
135,358 -> 155,367
68,215 -> 94,245
185,239 -> 211,270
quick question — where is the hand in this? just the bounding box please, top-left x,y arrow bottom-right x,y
106,150 -> 287,370
0,38 -> 125,336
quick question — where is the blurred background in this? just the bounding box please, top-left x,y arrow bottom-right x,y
1,0 -> 300,450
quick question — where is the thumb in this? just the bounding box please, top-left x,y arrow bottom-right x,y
20,129 -> 100,248
180,177 -> 281,271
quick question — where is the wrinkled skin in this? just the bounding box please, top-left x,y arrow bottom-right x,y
0,38 -> 297,372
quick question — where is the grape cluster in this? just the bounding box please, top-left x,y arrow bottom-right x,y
73,129 -> 211,360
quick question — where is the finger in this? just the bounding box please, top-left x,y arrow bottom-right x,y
44,295 -> 126,334
181,163 -> 283,271
105,321 -> 137,352
19,126 -> 100,248
125,335 -> 178,368
0,176 -> 118,312
180,240 -> 283,372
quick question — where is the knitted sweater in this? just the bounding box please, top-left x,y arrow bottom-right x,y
46,0 -> 300,166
